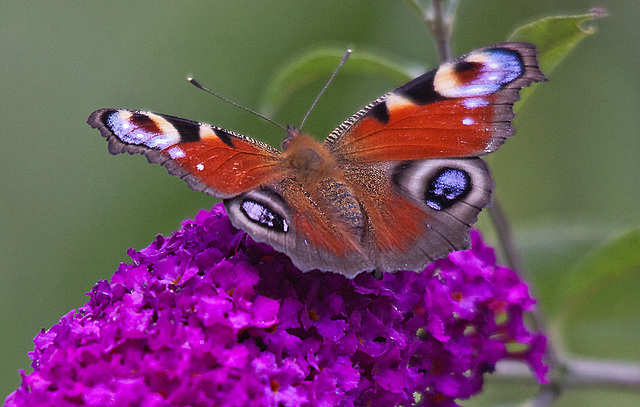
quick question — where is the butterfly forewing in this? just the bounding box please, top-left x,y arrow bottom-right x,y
88,109 -> 282,198
325,42 -> 547,162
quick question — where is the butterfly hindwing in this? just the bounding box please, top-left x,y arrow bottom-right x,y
221,153 -> 494,277
325,42 -> 547,162
224,182 -> 372,274
327,158 -> 493,275
88,109 -> 282,198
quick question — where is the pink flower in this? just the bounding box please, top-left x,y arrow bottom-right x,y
5,204 -> 546,407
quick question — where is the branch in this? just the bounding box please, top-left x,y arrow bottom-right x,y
426,0 -> 452,62
403,0 -> 457,62
416,0 -> 565,377
494,358 -> 640,391
566,358 -> 640,390
528,386 -> 561,407
488,200 -> 563,369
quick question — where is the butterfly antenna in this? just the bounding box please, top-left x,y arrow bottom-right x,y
187,76 -> 287,131
299,49 -> 352,130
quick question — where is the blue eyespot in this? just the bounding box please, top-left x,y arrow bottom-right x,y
240,199 -> 289,233
425,168 -> 471,211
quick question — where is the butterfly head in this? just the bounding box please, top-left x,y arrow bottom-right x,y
281,124 -> 300,151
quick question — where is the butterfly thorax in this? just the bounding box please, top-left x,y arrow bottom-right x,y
281,130 -> 341,184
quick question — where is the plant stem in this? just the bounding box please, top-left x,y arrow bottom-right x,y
403,0 -> 454,62
490,200 -> 565,375
414,0 -> 564,370
528,386 -> 561,407
488,199 -> 563,369
428,0 -> 452,62
487,199 -> 523,272
494,359 -> 640,391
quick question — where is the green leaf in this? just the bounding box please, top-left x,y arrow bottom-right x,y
262,10 -> 607,115
554,228 -> 640,321
260,49 -> 416,117
508,8 -> 606,108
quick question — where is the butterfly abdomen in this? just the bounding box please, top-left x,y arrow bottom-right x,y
317,178 -> 365,236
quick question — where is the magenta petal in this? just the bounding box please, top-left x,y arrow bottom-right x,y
5,204 -> 546,407
252,296 -> 280,328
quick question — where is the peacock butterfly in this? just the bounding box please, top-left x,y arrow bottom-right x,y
88,42 -> 547,278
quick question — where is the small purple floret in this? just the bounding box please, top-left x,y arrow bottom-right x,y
5,204 -> 546,407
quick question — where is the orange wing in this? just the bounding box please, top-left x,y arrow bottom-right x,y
325,42 -> 547,162
88,109 -> 282,198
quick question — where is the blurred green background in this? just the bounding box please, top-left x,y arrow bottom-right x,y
1,0 -> 638,404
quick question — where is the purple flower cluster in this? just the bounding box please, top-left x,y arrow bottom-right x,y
5,204 -> 546,407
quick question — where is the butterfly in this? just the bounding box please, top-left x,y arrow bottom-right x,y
88,42 -> 547,278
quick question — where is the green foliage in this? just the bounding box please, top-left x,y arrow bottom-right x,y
260,49 -> 415,116
509,9 -> 607,108
555,228 -> 640,321
264,9 -> 607,117
509,9 -> 606,74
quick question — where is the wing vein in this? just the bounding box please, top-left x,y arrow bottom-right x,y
338,115 -> 495,148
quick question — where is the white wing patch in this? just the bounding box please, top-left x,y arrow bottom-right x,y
105,110 -> 181,150
385,93 -> 415,110
434,49 -> 523,98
